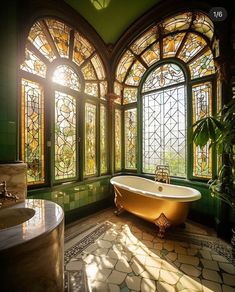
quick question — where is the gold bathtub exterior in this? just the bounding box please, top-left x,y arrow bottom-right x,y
114,185 -> 189,237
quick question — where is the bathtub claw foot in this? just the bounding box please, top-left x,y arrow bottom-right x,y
154,213 -> 171,238
114,201 -> 124,216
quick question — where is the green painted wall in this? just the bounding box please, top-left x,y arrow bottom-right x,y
65,0 -> 161,44
0,1 -> 17,162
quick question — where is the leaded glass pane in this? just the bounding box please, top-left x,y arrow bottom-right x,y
115,109 -> 122,171
125,109 -> 137,169
116,50 -> 135,83
125,60 -> 146,86
192,13 -> 214,40
100,104 -> 107,174
162,33 -> 185,58
85,82 -> 98,97
20,48 -> 47,78
114,82 -> 122,104
192,82 -> 212,177
21,79 -> 44,184
85,103 -> 97,176
81,62 -> 97,80
52,65 -> 81,91
141,42 -> 160,67
142,85 -> 186,176
130,26 -> 158,55
28,21 -> 56,62
54,91 -> 76,180
73,32 -> 94,66
189,49 -> 215,79
91,54 -> 105,80
162,12 -> 192,34
178,33 -> 207,63
45,18 -> 71,58
123,87 -> 138,104
100,81 -> 108,99
142,63 -> 185,93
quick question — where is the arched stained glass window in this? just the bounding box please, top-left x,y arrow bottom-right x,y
20,17 -> 108,185
114,11 -> 216,178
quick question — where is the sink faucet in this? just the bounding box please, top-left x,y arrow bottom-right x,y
0,181 -> 19,207
155,165 -> 170,184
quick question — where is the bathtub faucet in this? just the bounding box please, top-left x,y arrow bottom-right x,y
155,165 -> 170,184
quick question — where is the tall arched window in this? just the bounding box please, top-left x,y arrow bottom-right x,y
114,11 -> 216,179
20,18 -> 108,185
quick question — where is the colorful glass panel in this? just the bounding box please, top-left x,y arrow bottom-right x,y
142,85 -> 186,176
28,21 -> 56,62
125,60 -> 146,86
21,79 -> 44,184
81,62 -> 97,80
46,18 -> 71,58
73,32 -> 94,66
125,109 -> 137,169
85,103 -> 97,176
141,42 -> 160,67
178,33 -> 207,63
91,54 -> 105,80
85,82 -> 99,97
54,91 -> 76,180
100,104 -> 107,174
116,50 -> 135,83
192,13 -> 214,40
162,33 -> 185,58
130,26 -> 158,55
192,82 -> 212,177
115,109 -> 122,171
123,87 -> 138,104
114,82 -> 122,104
52,65 -> 81,91
100,81 -> 108,99
162,12 -> 192,34
20,48 -> 47,78
189,49 -> 215,79
142,63 -> 185,93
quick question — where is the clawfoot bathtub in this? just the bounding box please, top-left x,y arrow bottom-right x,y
110,176 -> 201,238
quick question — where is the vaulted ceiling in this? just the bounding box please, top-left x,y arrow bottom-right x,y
64,0 -> 161,44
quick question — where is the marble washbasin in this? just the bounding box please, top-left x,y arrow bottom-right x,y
0,207 -> 35,230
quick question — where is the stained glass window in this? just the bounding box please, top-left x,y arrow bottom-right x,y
192,82 -> 212,177
91,54 -> 105,80
142,63 -> 185,93
73,32 -> 94,66
100,105 -> 108,174
116,50 -> 135,83
125,60 -> 146,86
115,109 -> 122,171
123,87 -> 138,104
189,49 -> 215,79
81,62 -> 97,80
85,103 -> 97,176
125,109 -> 137,169
113,82 -> 122,104
192,12 -> 214,40
21,79 -> 45,184
85,82 -> 99,97
162,33 -> 185,58
161,12 -> 192,34
100,81 -> 108,99
141,42 -> 160,67
20,49 -> 47,78
52,65 -> 81,91
54,91 -> 76,180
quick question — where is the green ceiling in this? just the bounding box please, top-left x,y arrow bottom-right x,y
65,0 -> 161,44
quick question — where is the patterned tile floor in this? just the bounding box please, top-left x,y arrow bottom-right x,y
65,208 -> 235,292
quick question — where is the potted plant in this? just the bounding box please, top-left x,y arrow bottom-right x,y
192,97 -> 235,255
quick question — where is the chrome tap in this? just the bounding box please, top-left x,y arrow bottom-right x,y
0,181 -> 19,204
155,165 -> 170,184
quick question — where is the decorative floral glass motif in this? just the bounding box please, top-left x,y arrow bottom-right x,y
116,50 -> 135,83
52,65 -> 81,91
123,87 -> 138,104
100,105 -> 107,174
125,60 -> 146,86
28,21 -> 56,62
100,81 -> 108,99
125,109 -> 137,169
91,54 -> 105,80
192,12 -> 214,40
81,62 -> 97,80
21,79 -> 44,184
178,33 -> 207,63
73,32 -> 94,66
192,82 -> 212,177
161,12 -> 192,34
45,19 -> 71,58
85,103 -> 97,176
162,33 -> 185,58
113,82 -> 122,104
54,91 -> 76,180
115,109 -> 122,171
85,82 -> 99,97
141,42 -> 160,67
142,63 -> 185,93
20,49 -> 47,78
189,49 -> 215,79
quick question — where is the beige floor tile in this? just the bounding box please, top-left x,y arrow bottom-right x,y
157,281 -> 175,292
202,279 -> 222,292
131,259 -> 146,275
94,247 -> 109,256
142,232 -> 155,241
212,254 -> 229,263
161,260 -> 179,273
179,275 -> 202,291
159,269 -> 180,285
108,283 -> 120,292
141,278 -> 156,291
107,270 -> 127,285
219,263 -> 235,275
175,245 -> 187,255
97,239 -> 113,249
66,260 -> 83,271
187,247 -> 199,256
115,259 -> 132,273
222,273 -> 235,286
178,254 -> 200,266
200,250 -> 213,260
202,268 -> 222,283
180,263 -> 201,277
98,256 -> 117,269
164,242 -> 174,251
90,280 -> 109,291
143,266 -> 160,280
145,256 -> 161,268
222,284 -> 235,292
201,259 -> 220,271
165,252 -> 177,261
126,275 -> 141,291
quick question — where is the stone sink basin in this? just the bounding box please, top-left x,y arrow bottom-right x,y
0,207 -> 35,230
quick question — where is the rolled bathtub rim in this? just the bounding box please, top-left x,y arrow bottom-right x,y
110,175 -> 201,202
